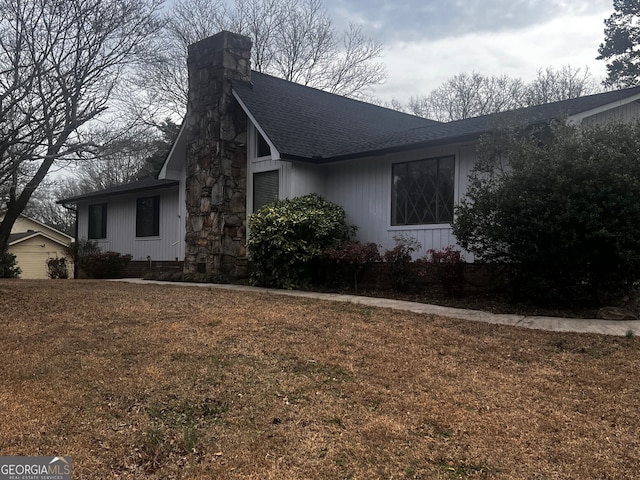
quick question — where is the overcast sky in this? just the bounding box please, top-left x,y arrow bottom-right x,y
322,0 -> 614,102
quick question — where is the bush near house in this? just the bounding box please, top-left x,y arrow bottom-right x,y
319,241 -> 381,291
453,121 -> 640,307
248,194 -> 355,289
47,257 -> 69,279
0,250 -> 21,278
416,246 -> 466,297
79,251 -> 133,279
71,239 -> 132,279
382,235 -> 422,292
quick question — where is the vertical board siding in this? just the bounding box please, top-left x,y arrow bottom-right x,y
289,162 -> 326,197
324,143 -> 477,257
582,102 -> 640,125
77,187 -> 182,261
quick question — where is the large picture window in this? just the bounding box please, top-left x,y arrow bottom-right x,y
88,203 -> 107,239
253,170 -> 279,212
391,156 -> 455,225
136,196 -> 160,237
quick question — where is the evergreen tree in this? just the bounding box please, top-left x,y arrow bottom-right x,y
598,0 -> 640,88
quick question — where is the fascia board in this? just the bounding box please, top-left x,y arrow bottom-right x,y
9,231 -> 69,247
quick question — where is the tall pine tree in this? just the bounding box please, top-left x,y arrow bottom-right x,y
598,0 -> 640,88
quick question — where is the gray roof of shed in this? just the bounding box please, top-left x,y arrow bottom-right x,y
9,232 -> 35,244
9,230 -> 69,247
234,75 -> 640,163
232,72 -> 438,161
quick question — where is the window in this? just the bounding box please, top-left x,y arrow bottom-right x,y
253,170 -> 279,211
88,203 -> 107,239
256,130 -> 270,158
136,196 -> 160,237
391,156 -> 455,225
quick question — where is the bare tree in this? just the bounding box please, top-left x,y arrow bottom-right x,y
405,66 -> 601,122
23,179 -> 78,236
407,73 -> 526,122
71,120 -> 180,192
0,0 -> 163,254
525,66 -> 601,105
136,0 -> 386,120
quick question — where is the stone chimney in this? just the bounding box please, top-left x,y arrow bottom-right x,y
184,31 -> 251,278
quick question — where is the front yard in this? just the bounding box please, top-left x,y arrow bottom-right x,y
1,280 -> 638,479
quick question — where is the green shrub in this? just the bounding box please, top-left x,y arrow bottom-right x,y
320,241 -> 380,291
248,194 -> 354,288
382,235 -> 421,292
47,257 -> 69,279
453,121 -> 640,306
0,250 -> 21,278
79,251 -> 133,279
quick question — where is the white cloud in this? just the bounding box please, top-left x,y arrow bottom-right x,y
373,10 -> 609,102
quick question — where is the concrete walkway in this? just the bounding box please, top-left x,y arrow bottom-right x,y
114,278 -> 640,337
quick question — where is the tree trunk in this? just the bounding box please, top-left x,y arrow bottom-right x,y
0,157 -> 55,253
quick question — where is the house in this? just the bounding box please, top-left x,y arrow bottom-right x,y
2,214 -> 74,279
58,31 -> 640,279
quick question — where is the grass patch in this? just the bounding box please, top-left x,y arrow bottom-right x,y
1,280 -> 639,478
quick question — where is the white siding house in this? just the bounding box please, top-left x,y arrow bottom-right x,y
59,31 -> 640,277
74,186 -> 183,262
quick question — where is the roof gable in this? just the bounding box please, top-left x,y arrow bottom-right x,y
9,230 -> 70,247
232,71 -> 438,161
1,213 -> 73,243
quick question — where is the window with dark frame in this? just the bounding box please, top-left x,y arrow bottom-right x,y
391,156 -> 455,226
88,203 -> 107,239
256,130 -> 271,158
136,196 -> 160,237
253,170 -> 279,212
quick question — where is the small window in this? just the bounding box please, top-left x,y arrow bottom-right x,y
256,130 -> 271,158
88,203 -> 107,239
253,170 -> 279,211
391,156 -> 455,225
136,196 -> 160,237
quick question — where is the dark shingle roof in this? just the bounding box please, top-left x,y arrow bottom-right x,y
234,75 -> 640,162
57,178 -> 179,204
232,72 -> 438,160
9,232 -> 35,244
327,86 -> 640,160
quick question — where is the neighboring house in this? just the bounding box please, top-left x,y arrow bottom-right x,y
3,214 -> 74,279
58,31 -> 640,279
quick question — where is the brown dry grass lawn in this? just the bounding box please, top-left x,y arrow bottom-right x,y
1,280 -> 639,479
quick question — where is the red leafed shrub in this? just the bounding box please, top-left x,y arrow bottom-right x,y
417,246 -> 465,297
320,241 -> 380,291
382,235 -> 421,292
